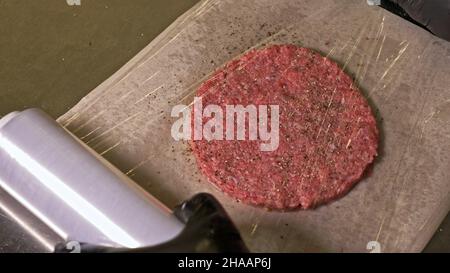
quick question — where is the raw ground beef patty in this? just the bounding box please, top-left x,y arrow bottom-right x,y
191,44 -> 378,209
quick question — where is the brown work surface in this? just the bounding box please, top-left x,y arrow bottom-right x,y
0,0 -> 199,118
57,0 -> 450,252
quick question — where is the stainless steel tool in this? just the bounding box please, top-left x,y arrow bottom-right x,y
0,109 -> 247,253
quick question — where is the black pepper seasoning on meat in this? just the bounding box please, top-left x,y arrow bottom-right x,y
191,45 -> 378,209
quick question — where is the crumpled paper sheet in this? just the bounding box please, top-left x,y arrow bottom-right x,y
58,0 -> 450,252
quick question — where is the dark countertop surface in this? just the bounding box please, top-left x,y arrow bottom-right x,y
0,0 -> 448,253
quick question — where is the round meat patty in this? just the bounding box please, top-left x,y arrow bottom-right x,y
191,44 -> 378,209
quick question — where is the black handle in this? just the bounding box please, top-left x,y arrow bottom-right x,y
382,0 -> 450,41
55,193 -> 249,253
380,0 -> 428,31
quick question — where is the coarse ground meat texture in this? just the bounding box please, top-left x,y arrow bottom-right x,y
190,44 -> 378,209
